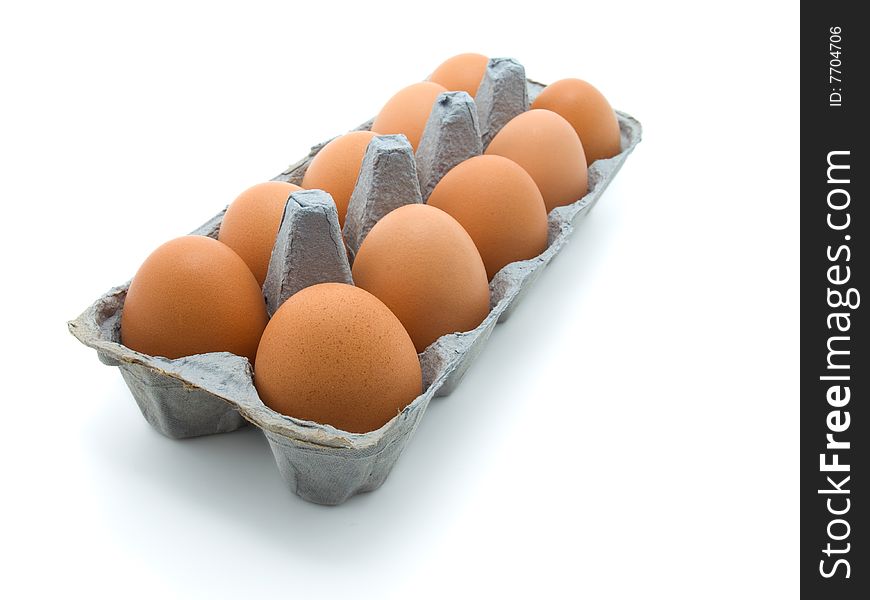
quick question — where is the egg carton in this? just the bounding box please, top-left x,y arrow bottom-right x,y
69,60 -> 642,505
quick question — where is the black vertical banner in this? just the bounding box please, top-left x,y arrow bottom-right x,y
801,3 -> 868,597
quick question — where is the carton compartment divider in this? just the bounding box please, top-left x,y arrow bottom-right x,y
477,58 -> 529,149
342,135 -> 423,262
263,189 -> 353,317
415,91 -> 482,202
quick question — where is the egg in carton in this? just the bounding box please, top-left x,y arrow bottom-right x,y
68,58 -> 643,505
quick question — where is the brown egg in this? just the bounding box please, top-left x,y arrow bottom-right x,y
428,53 -> 489,97
531,78 -> 621,165
121,235 -> 268,364
218,181 -> 303,286
352,204 -> 490,352
371,81 -> 448,151
302,131 -> 377,228
427,155 -> 548,280
254,283 -> 422,434
485,109 -> 588,213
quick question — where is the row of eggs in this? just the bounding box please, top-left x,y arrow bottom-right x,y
120,54 -> 621,433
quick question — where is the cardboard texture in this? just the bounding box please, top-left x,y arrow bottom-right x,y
478,58 -> 530,148
342,135 -> 423,262
263,189 -> 353,317
69,75 -> 642,505
415,91 -> 482,201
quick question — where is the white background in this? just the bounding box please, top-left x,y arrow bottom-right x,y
1,1 -> 799,598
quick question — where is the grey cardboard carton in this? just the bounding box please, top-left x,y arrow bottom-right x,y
69,76 -> 642,505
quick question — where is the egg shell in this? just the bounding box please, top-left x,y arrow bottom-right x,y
371,81 -> 448,151
427,155 -> 548,280
485,109 -> 588,213
531,78 -> 621,165
428,53 -> 489,97
218,181 -> 303,286
301,130 -> 377,228
254,283 -> 422,434
120,235 -> 268,364
351,203 -> 490,353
